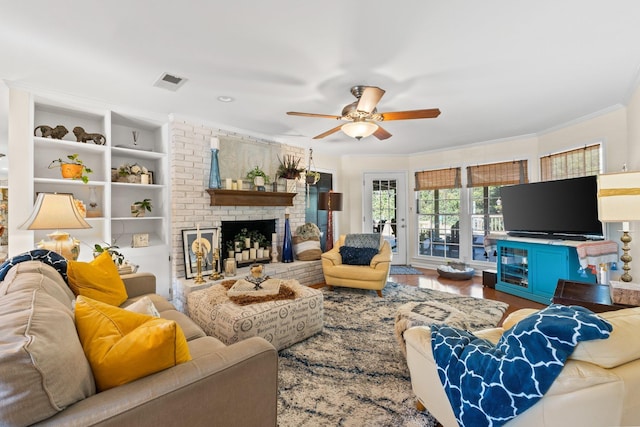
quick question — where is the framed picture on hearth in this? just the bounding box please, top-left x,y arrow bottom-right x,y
182,227 -> 219,279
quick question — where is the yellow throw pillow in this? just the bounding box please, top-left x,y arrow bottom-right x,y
74,296 -> 191,391
67,251 -> 128,306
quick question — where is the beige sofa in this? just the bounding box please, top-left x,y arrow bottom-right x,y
0,260 -> 278,426
404,307 -> 640,427
321,234 -> 392,297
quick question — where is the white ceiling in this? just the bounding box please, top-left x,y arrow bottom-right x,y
2,1 -> 640,157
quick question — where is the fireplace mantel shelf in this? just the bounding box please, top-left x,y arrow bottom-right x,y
206,189 -> 296,206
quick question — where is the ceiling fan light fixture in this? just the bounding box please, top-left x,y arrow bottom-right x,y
341,120 -> 378,140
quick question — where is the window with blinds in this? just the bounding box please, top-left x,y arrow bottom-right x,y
414,167 -> 461,190
467,160 -> 528,262
540,144 -> 601,181
467,160 -> 528,187
415,167 -> 462,259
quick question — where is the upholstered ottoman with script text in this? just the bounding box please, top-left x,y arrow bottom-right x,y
187,279 -> 323,350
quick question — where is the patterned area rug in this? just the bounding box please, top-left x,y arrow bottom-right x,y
277,282 -> 509,426
390,265 -> 424,275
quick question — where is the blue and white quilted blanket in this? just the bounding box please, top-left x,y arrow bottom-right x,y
431,304 -> 612,427
0,249 -> 68,282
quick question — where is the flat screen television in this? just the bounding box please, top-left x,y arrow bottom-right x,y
500,175 -> 603,240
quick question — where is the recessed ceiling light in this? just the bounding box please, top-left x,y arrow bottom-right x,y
217,96 -> 234,103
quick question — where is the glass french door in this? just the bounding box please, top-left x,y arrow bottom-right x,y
363,173 -> 407,265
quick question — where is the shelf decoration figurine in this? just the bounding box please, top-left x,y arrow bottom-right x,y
34,124 -> 69,139
208,136 -> 221,189
193,225 -> 207,284
210,247 -> 223,280
72,126 -> 106,145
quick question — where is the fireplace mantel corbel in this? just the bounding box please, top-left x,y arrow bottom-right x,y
206,189 -> 296,206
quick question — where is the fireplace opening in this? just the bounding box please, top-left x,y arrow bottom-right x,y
221,219 -> 276,266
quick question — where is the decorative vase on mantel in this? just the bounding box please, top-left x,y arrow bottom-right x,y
286,179 -> 297,193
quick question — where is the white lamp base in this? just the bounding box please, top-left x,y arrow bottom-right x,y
37,231 -> 80,260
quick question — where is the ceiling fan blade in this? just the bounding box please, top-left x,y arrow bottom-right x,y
356,86 -> 385,113
287,111 -> 342,120
380,108 -> 441,121
373,125 -> 392,140
313,124 -> 344,139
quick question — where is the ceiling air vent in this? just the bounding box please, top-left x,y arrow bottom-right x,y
153,72 -> 187,91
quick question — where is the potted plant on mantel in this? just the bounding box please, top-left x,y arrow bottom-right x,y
131,198 -> 152,217
48,153 -> 92,184
245,166 -> 270,189
276,154 -> 305,192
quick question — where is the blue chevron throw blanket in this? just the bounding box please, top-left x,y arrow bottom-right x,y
431,304 -> 612,427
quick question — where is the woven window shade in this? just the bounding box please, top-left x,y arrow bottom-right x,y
540,144 -> 600,181
467,160 -> 528,187
414,167 -> 461,190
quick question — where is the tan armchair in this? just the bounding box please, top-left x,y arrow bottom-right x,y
321,234 -> 392,297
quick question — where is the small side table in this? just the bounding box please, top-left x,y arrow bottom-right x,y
552,279 -> 636,313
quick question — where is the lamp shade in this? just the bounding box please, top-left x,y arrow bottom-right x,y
318,192 -> 343,212
341,121 -> 378,140
20,193 -> 91,230
597,171 -> 640,222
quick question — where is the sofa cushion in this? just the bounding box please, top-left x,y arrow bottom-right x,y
67,251 -> 128,306
124,295 -> 160,317
0,290 -> 95,426
75,295 -> 191,391
570,306 -> 640,368
0,260 -> 75,308
345,233 -> 382,249
340,246 -> 379,265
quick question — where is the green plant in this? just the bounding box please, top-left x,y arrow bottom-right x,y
93,243 -> 125,265
234,228 -> 250,249
305,170 -> 320,185
248,230 -> 266,247
48,153 -> 93,184
131,198 -> 152,217
276,154 -> 304,179
245,166 -> 270,184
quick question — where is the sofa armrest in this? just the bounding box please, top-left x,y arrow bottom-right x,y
321,248 -> 342,266
121,272 -> 156,298
35,336 -> 278,427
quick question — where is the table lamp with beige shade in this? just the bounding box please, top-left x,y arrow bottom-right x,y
19,193 -> 92,260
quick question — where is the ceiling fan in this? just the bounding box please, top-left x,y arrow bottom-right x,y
287,85 -> 441,141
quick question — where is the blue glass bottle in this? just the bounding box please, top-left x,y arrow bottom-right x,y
282,214 -> 294,263
208,148 -> 221,189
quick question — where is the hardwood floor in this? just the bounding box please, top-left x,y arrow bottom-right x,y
390,267 -> 545,325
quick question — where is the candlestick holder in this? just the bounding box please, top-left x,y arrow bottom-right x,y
194,249 -> 206,284
210,247 -> 223,280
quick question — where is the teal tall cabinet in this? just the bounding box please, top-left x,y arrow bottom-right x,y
496,239 -> 596,304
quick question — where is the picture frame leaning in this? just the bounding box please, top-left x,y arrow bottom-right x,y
182,227 -> 219,279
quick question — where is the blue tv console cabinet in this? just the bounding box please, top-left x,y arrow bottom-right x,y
496,238 -> 597,304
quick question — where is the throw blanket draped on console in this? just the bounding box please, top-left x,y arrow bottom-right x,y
431,304 -> 612,427
0,250 -> 68,282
